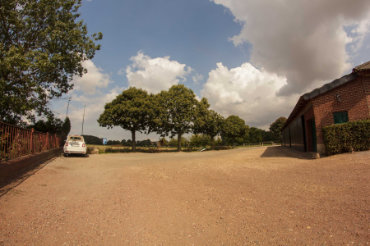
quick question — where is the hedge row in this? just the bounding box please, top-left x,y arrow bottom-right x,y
322,119 -> 370,155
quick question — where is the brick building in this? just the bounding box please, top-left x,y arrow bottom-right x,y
282,61 -> 370,154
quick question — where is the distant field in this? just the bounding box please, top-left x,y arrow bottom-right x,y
87,142 -> 277,153
87,144 -> 177,153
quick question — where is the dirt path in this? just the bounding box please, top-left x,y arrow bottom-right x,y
0,146 -> 369,245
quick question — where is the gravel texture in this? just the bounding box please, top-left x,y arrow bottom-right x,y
0,146 -> 369,245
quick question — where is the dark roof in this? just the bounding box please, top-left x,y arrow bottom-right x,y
301,73 -> 357,101
282,61 -> 369,130
353,61 -> 370,72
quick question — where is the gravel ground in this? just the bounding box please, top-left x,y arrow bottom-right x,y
0,146 -> 369,245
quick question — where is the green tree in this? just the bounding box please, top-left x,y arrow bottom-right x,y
221,115 -> 249,145
62,117 -> 71,136
29,115 -> 63,133
193,98 -> 224,146
155,85 -> 198,151
248,127 -> 264,144
82,135 -> 103,145
189,134 -> 211,148
97,87 -> 153,151
269,117 -> 287,142
0,0 -> 102,123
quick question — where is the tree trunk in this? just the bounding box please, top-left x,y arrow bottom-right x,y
131,130 -> 136,151
177,133 -> 182,152
210,134 -> 215,149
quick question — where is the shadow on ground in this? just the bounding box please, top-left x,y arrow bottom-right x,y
261,146 -> 315,160
0,150 -> 61,197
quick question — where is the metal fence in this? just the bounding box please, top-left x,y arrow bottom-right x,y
0,121 -> 63,162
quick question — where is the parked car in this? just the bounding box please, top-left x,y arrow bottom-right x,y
63,135 -> 87,157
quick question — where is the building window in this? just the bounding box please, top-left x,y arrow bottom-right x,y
333,111 -> 348,124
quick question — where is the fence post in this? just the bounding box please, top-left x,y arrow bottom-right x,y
46,132 -> 49,150
30,128 -> 34,154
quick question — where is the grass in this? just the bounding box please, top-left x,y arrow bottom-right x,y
87,142 -> 277,154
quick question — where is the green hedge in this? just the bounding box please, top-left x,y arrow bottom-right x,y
322,119 -> 370,155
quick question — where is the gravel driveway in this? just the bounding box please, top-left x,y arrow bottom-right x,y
0,146 -> 369,245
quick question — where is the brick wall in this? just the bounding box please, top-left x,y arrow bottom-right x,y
312,76 -> 370,153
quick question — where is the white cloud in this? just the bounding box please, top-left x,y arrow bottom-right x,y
202,62 -> 298,128
67,87 -> 123,137
192,73 -> 204,84
125,51 -> 192,93
212,0 -> 370,95
72,60 -> 111,94
51,59 -> 127,140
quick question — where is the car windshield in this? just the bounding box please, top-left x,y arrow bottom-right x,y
69,136 -> 82,141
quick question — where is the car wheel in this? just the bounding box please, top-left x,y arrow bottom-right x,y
64,153 -> 69,157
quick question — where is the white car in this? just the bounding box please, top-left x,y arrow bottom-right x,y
63,135 -> 87,156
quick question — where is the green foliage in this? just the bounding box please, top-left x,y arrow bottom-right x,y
247,127 -> 273,143
322,119 -> 370,155
189,134 -> 212,147
269,117 -> 287,142
159,137 -> 168,147
121,139 -> 132,147
0,0 -> 102,123
168,137 -> 189,148
107,140 -> 121,145
62,117 -> 71,136
193,98 -> 224,141
98,87 -> 153,151
29,115 -> 64,133
82,135 -> 103,145
155,84 -> 198,151
248,127 -> 263,143
221,115 -> 249,145
136,139 -> 153,147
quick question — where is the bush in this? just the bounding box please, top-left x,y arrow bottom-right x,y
189,134 -> 211,147
168,137 -> 189,148
322,119 -> 370,155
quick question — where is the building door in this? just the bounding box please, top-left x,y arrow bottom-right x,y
306,118 -> 317,152
301,115 -> 307,152
311,119 -> 317,152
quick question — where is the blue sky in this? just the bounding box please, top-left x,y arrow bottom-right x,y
51,0 -> 370,141
80,0 -> 248,93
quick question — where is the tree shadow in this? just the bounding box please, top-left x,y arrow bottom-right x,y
261,146 -> 316,160
0,150 -> 60,197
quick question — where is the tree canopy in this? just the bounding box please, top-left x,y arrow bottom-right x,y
155,84 -> 198,151
97,87 -> 153,151
269,117 -> 287,142
0,0 -> 102,123
193,98 -> 224,142
221,115 -> 249,145
29,115 -> 70,136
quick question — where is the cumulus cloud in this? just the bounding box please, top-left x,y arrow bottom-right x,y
212,0 -> 370,95
192,73 -> 204,84
57,60 -> 125,139
72,60 -> 111,94
67,87 -> 122,137
202,62 -> 298,128
126,51 -> 192,93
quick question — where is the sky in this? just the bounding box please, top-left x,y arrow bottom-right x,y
51,0 -> 370,141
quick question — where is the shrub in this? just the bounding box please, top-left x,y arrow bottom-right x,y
168,137 -> 189,148
189,134 -> 211,147
322,119 -> 370,155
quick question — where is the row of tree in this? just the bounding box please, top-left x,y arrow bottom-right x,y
98,85 -> 287,151
28,116 -> 71,137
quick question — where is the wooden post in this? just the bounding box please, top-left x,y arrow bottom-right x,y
46,132 -> 49,150
30,128 -> 34,154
